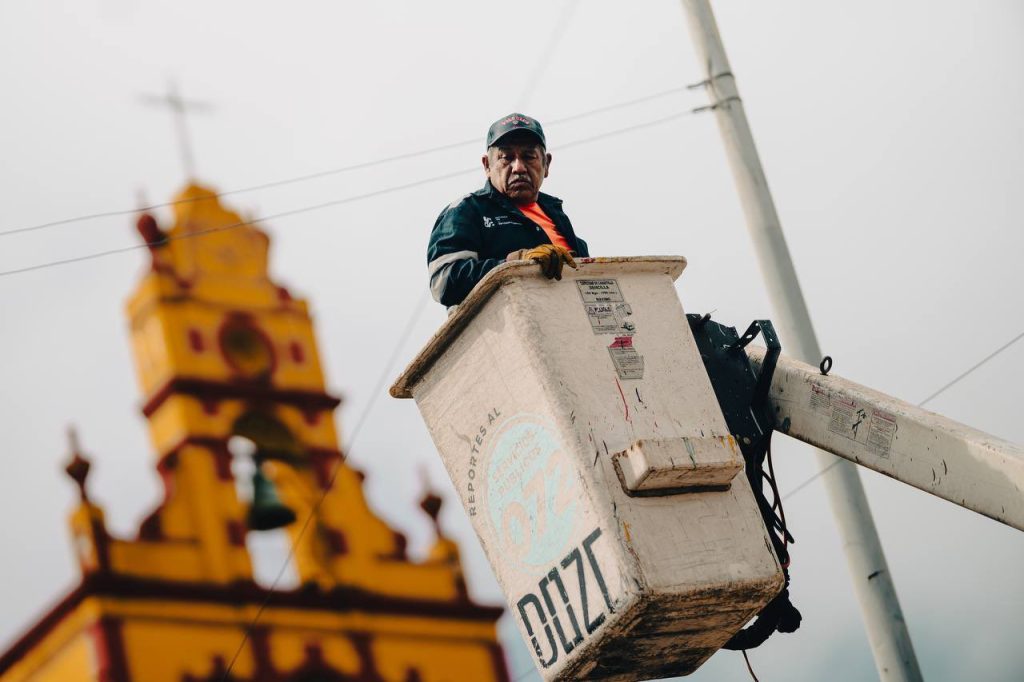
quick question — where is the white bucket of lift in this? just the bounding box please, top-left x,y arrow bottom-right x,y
391,257 -> 783,681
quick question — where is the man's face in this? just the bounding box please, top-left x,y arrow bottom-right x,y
482,132 -> 551,205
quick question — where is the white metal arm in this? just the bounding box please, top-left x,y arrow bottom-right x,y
747,347 -> 1024,532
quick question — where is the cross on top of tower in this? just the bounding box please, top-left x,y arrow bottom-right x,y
140,80 -> 213,181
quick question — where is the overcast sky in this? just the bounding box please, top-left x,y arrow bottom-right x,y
1,1 -> 1022,680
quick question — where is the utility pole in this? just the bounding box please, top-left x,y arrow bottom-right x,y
677,2 -> 923,680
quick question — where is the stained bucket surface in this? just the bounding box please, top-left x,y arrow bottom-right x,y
392,257 -> 782,681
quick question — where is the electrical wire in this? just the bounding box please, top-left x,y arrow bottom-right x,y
0,84 -> 695,240
741,650 -> 761,682
0,168 -> 478,278
0,107 -> 705,279
782,328 -> 1024,501
916,329 -> 1024,408
517,0 -> 581,110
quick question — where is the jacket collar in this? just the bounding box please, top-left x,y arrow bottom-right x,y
476,181 -> 580,251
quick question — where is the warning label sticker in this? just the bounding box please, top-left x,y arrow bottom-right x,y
585,303 -> 619,333
577,279 -> 636,335
584,302 -> 635,335
828,396 -> 868,441
608,336 -> 644,380
577,279 -> 624,304
866,410 -> 897,458
810,383 -> 831,413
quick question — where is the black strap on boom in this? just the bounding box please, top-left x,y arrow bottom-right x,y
686,315 -> 802,651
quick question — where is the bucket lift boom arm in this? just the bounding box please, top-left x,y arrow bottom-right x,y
744,346 -> 1024,532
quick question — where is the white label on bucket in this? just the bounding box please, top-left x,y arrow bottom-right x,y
576,279 -> 624,304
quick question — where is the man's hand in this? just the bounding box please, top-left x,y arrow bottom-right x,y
507,244 -> 577,280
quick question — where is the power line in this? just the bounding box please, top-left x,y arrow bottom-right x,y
220,291 -> 432,679
916,329 -> 1024,408
518,0 -> 581,110
0,85 -> 695,240
0,107 -> 704,279
782,328 -> 1024,501
0,168 -> 477,278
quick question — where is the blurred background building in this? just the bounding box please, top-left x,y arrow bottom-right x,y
0,185 -> 508,682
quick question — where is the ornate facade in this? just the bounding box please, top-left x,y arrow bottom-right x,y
0,185 -> 508,682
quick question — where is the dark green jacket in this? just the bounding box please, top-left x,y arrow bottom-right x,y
427,181 -> 589,306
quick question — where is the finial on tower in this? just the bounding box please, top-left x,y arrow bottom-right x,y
418,465 -> 444,534
64,425 -> 92,501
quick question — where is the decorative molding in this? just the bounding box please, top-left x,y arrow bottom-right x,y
142,377 -> 341,418
0,575 -> 504,676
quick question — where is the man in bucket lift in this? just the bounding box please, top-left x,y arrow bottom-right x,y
427,113 -> 590,307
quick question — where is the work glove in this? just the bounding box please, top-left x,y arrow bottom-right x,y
508,244 -> 578,280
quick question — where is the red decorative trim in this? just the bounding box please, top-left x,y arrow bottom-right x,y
110,574 -> 502,620
249,627 -> 274,678
453,572 -> 469,603
323,529 -> 348,556
284,642 -> 343,681
380,531 -> 408,561
138,452 -> 180,541
307,449 -> 341,489
288,341 -> 305,364
156,438 -> 342,476
211,444 -> 233,481
486,641 -> 512,682
95,616 -> 130,682
92,513 -> 111,572
188,328 -> 205,353
138,511 -> 163,541
218,314 -> 278,380
349,632 -> 384,682
155,437 -> 233,481
226,520 -> 247,547
142,377 -> 341,418
0,582 -> 90,674
181,655 -> 236,682
0,575 -> 506,677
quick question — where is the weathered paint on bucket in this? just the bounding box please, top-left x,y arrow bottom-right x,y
392,257 -> 783,681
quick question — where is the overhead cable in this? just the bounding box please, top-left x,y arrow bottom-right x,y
0,107 -> 704,279
1,85 -> 695,239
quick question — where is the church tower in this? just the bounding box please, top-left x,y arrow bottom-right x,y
0,185 -> 509,682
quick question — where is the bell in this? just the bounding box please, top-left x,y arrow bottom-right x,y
248,467 -> 297,531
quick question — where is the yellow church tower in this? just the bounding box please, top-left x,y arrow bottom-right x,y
0,185 -> 509,682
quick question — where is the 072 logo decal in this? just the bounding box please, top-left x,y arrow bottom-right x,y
486,415 -> 581,573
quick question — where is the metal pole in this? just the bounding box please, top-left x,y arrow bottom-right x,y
678,2 -> 923,680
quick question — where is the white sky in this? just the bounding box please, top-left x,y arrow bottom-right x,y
1,1 -> 1022,680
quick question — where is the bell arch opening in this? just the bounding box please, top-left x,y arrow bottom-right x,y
228,412 -> 302,590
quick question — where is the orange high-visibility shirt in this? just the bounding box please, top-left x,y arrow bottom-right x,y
519,202 -> 571,251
